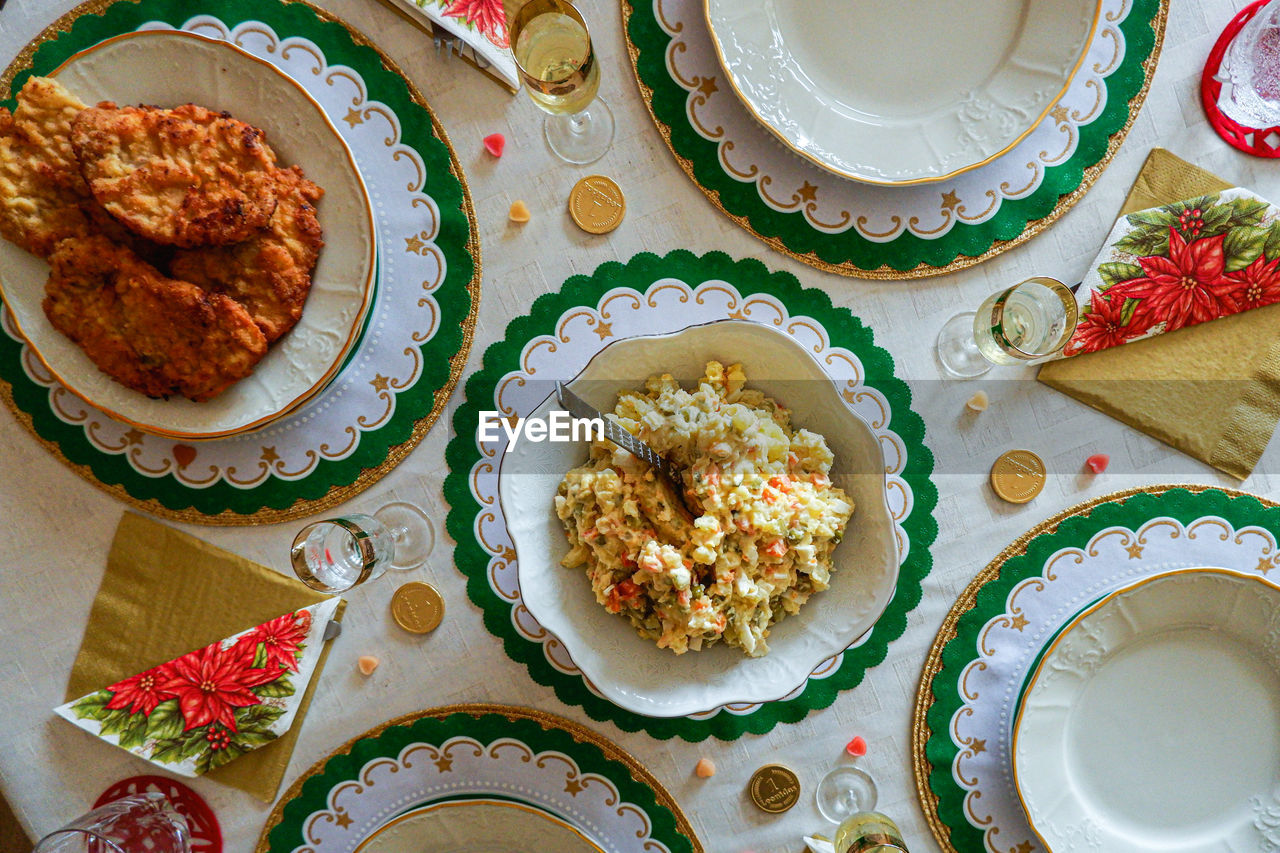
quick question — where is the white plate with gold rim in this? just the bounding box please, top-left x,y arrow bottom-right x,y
354,799 -> 605,853
0,29 -> 376,439
704,0 -> 1101,186
1013,568 -> 1280,852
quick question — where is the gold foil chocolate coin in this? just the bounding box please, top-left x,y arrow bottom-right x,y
391,581 -> 444,634
569,175 -> 625,234
990,449 -> 1047,504
748,764 -> 801,814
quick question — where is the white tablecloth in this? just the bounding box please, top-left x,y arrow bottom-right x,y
1,1 -> 1277,851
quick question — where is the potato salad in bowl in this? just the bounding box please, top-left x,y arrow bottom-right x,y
555,361 -> 854,657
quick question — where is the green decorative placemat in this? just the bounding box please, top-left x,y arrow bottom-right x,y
913,485 -> 1279,852
258,704 -> 701,852
443,250 -> 938,739
0,0 -> 479,523
623,0 -> 1166,278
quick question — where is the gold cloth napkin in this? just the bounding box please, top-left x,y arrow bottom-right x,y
66,512 -> 344,802
1038,148 -> 1280,480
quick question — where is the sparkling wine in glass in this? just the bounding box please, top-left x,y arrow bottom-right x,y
290,501 -> 434,593
511,0 -> 615,164
936,277 -> 1078,378
34,793 -> 190,853
832,811 -> 909,853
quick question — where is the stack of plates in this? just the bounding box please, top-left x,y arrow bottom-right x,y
0,30 -> 376,441
703,0 -> 1100,186
1011,568 -> 1280,851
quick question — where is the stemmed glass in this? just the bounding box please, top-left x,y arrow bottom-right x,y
815,764 -> 879,824
290,501 -> 434,593
34,793 -> 190,853
510,0 -> 615,164
1219,0 -> 1280,127
936,276 -> 1079,378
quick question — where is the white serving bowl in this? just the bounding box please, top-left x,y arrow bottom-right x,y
497,320 -> 899,718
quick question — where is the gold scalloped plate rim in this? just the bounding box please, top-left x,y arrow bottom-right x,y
909,483 -> 1277,853
0,0 -> 482,526
254,702 -> 704,853
619,0 -> 1169,280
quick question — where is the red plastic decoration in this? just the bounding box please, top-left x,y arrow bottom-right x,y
94,776 -> 222,853
1201,0 -> 1280,158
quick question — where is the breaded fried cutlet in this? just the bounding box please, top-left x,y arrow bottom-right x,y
43,234 -> 268,402
0,77 -> 93,257
71,102 -> 280,247
170,165 -> 323,343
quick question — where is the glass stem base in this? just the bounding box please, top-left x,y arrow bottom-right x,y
372,502 -> 434,570
544,97 -> 614,164
936,311 -> 993,378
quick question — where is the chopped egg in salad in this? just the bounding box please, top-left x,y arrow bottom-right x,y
554,361 -> 854,657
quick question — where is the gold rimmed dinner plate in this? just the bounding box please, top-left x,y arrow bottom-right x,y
1013,568 -> 1280,852
704,0 -> 1101,185
0,29 -> 376,439
353,799 -> 605,853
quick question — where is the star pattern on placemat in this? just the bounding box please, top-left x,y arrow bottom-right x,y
1125,543 -> 1144,559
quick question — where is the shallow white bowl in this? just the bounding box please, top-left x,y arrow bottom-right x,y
0,30 -> 376,439
705,0 -> 1100,185
498,320 -> 899,718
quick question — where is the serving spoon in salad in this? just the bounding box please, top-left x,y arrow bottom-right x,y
555,381 -> 696,518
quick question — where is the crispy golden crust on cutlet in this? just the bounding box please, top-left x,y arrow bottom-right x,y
170,165 -> 323,343
0,77 -> 94,257
43,234 -> 268,402
71,102 -> 280,248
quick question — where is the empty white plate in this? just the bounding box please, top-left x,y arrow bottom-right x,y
353,799 -> 604,853
1014,568 -> 1280,851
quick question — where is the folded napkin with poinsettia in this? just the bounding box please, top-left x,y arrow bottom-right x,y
1039,148 -> 1280,480
64,512 -> 345,801
1062,186 -> 1280,356
57,598 -> 339,777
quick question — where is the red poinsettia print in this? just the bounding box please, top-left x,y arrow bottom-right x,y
443,0 -> 509,48
233,610 -> 311,673
1107,228 -> 1239,332
1227,253 -> 1280,310
159,642 -> 277,732
1065,291 -> 1156,355
104,665 -> 174,716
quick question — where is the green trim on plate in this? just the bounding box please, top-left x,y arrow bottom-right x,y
442,250 -> 938,740
263,712 -> 695,853
624,0 -> 1162,274
923,488 -> 1277,852
0,0 -> 474,517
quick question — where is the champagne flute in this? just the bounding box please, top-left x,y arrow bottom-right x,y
511,0 -> 615,164
935,276 -> 1078,378
290,501 -> 434,593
